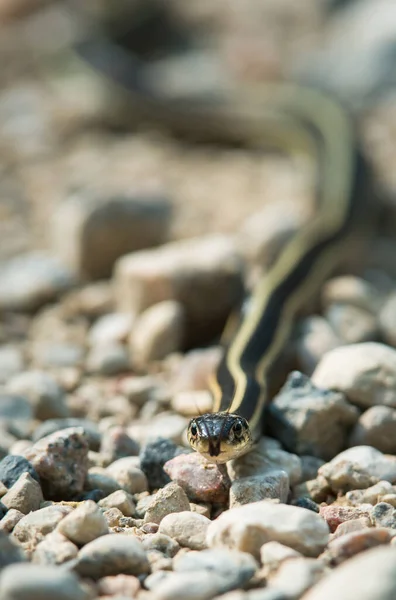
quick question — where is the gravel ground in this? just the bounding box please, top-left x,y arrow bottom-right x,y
1,1 -> 396,599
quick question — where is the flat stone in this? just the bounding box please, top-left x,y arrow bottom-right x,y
57,500 -> 109,545
164,452 -> 230,503
312,342 -> 396,409
32,531 -> 78,565
0,252 -> 75,312
144,482 -> 190,524
267,371 -> 358,461
7,370 -> 68,420
73,533 -> 150,579
349,406 -> 396,453
326,528 -> 392,566
230,470 -> 289,507
0,530 -> 26,569
130,300 -> 185,367
301,546 -> 396,600
24,427 -> 89,500
0,563 -> 89,600
319,446 -> 396,492
114,235 -> 244,343
159,511 -> 211,550
98,490 -> 136,517
106,457 -> 148,494
207,501 -> 329,558
52,193 -> 171,279
0,455 -> 39,488
175,548 -> 257,584
1,472 -> 43,514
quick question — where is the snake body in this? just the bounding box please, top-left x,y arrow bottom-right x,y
72,28 -> 365,463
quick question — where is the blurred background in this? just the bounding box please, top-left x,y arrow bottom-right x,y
0,0 -> 396,327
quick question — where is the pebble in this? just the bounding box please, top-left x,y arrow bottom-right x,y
379,292 -> 396,346
0,509 -> 24,533
0,563 -> 90,600
206,501 -> 329,558
140,438 -> 186,490
326,527 -> 392,566
85,469 -> 121,496
164,452 -> 230,503
324,303 -> 378,345
0,345 -> 24,384
97,574 -> 141,597
299,456 -> 325,483
171,390 -> 213,417
86,342 -> 130,375
106,457 -> 148,494
102,507 -> 123,527
98,490 -> 136,517
100,426 -> 140,462
301,546 -> 396,600
0,394 -> 32,422
0,455 -> 39,488
144,482 -> 190,524
73,533 -> 150,579
118,375 -> 159,407
88,312 -> 134,346
319,505 -> 371,533
31,342 -> 85,369
230,470 -> 289,507
318,446 -> 396,492
51,192 -> 171,279
169,346 -> 222,395
146,571 -> 239,600
260,541 -> 302,575
25,427 -> 89,500
12,505 -> 73,549
0,530 -> 26,568
141,533 -> 180,557
330,517 -> 372,539
268,557 -> 326,598
296,315 -> 341,374
57,500 -> 109,545
32,418 -> 101,450
6,370 -> 68,420
32,531 -> 78,565
1,472 -> 43,514
130,300 -> 185,367
114,235 -> 244,341
349,406 -> 396,453
267,371 -> 358,460
321,276 -> 380,313
370,502 -> 396,528
228,437 -> 302,487
0,252 -> 75,312
159,511 -> 210,550
312,342 -> 396,409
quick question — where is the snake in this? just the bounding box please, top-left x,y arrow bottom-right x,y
68,12 -> 365,464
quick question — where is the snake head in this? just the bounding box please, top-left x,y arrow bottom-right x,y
187,412 -> 252,463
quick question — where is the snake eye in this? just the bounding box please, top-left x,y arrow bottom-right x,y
190,422 -> 198,437
233,420 -> 244,438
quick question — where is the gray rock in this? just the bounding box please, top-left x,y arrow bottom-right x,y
85,468 -> 120,496
0,252 -> 75,312
269,557 -> 326,598
32,418 -> 101,450
32,342 -> 84,369
33,531 -> 78,565
0,530 -> 26,569
346,481 -> 394,506
88,312 -> 133,346
51,193 -> 171,279
106,457 -> 148,494
296,315 -> 341,374
159,511 -> 211,550
0,455 -> 39,488
260,541 -> 302,574
0,563 -> 89,600
370,502 -> 396,529
0,346 -> 24,384
12,505 -> 73,549
100,426 -> 139,462
301,546 -> 396,600
230,470 -> 289,507
268,371 -> 358,460
86,342 -> 130,375
57,500 -> 109,545
140,437 -> 186,490
24,427 -> 89,500
141,533 -> 180,557
0,394 -> 32,422
73,533 -> 150,579
312,343 -> 396,408
321,276 -> 381,313
98,490 -> 136,517
325,303 -> 378,344
319,446 -> 396,492
349,406 -> 396,453
130,300 -> 185,367
1,472 -> 43,514
7,370 -> 68,420
379,293 -> 396,347
207,501 -> 329,558
144,481 -> 190,524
